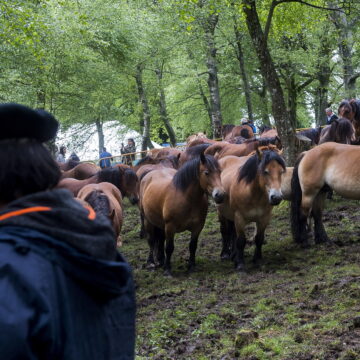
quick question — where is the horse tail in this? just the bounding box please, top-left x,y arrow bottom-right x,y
290,153 -> 305,244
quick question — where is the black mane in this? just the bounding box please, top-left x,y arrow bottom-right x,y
84,190 -> 111,221
97,167 -> 122,190
185,144 -> 211,158
238,150 -> 285,184
173,154 -> 220,192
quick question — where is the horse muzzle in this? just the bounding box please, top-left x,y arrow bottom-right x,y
212,188 -> 225,204
269,189 -> 282,206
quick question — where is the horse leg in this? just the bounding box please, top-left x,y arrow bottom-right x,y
164,225 -> 175,277
155,227 -> 165,267
188,228 -> 202,272
139,212 -> 146,239
234,215 -> 247,272
312,191 -> 330,244
253,217 -> 270,266
144,220 -> 156,269
219,215 -> 232,260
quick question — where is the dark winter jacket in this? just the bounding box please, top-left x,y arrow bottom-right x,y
0,189 -> 135,359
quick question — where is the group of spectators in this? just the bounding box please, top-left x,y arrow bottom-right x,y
99,138 -> 137,168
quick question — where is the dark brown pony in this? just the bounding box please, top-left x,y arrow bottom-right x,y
319,117 -> 355,145
186,138 -> 218,147
338,99 -> 360,139
140,153 -> 225,276
296,127 -> 322,145
61,162 -> 99,180
291,142 -> 360,247
78,182 -> 123,246
58,166 -> 139,204
204,137 -> 282,159
217,147 -> 286,271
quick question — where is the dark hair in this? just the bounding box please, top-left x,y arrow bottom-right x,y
238,150 -> 285,184
0,139 -> 61,203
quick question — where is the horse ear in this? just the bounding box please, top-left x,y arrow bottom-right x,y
177,153 -> 181,160
200,152 -> 206,164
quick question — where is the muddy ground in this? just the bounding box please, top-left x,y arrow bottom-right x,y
121,195 -> 360,360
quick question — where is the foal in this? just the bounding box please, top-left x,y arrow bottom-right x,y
217,147 -> 286,271
140,153 -> 225,276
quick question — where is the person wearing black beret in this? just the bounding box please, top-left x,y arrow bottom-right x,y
0,103 -> 136,359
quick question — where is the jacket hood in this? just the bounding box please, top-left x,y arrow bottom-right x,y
0,189 -> 117,261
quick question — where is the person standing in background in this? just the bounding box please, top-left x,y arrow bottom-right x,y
325,108 -> 338,125
99,147 -> 113,169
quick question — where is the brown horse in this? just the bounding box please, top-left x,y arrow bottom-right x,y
217,147 -> 286,271
78,182 -> 123,246
338,99 -> 360,139
291,142 -> 360,246
61,162 -> 99,180
204,137 -> 282,159
259,125 -> 278,138
186,138 -> 219,147
223,125 -> 254,141
58,166 -> 139,204
140,153 -> 225,276
319,117 -> 355,145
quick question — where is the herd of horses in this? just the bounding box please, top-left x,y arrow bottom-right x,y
56,98 -> 360,276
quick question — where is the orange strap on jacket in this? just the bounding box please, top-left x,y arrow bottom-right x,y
0,207 -> 52,222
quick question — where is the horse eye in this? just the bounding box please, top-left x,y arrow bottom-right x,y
204,170 -> 209,176
264,169 -> 270,175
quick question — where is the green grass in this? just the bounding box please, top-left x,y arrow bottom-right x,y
121,195 -> 360,359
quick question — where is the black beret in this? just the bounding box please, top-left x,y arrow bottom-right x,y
0,103 -> 59,142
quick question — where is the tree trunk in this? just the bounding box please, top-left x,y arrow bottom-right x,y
135,64 -> 153,154
286,73 -> 298,129
242,0 -> 297,165
204,13 -> 223,139
233,17 -> 254,122
314,37 -> 331,126
187,49 -> 213,133
95,118 -> 104,155
331,10 -> 356,98
155,64 -> 177,147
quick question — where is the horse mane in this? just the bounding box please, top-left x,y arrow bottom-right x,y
327,117 -> 354,144
338,100 -> 352,120
97,167 -> 123,191
185,143 -> 211,157
258,125 -> 272,134
123,167 -> 138,185
173,154 -> 220,192
350,98 -> 360,122
243,136 -> 282,148
237,150 -> 285,184
136,155 -> 156,166
84,190 -> 111,219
